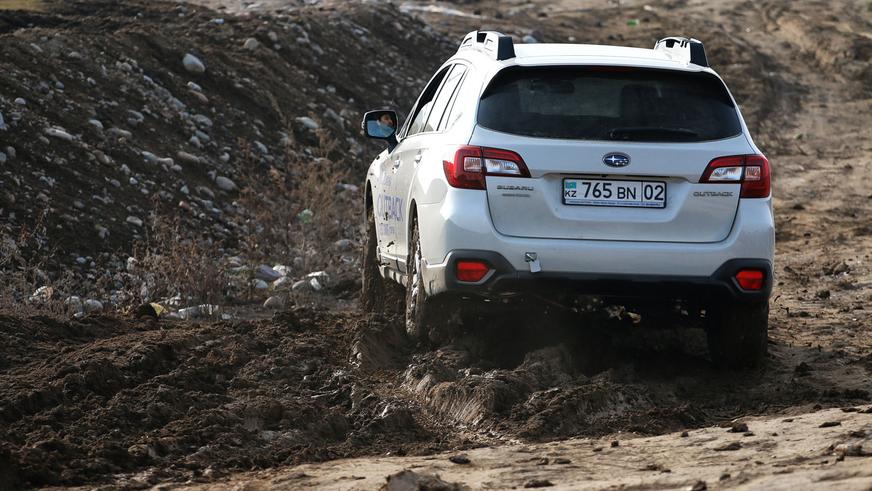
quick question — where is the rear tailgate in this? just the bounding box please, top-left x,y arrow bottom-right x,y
474,128 -> 750,242
473,65 -> 752,243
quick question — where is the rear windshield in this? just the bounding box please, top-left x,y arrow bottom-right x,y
477,66 -> 742,142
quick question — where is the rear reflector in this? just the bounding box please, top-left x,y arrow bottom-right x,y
456,260 -> 490,282
735,269 -> 765,291
444,146 -> 530,190
700,154 -> 770,198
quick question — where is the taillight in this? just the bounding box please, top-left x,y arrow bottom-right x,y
741,155 -> 770,198
443,146 -> 530,190
700,154 -> 770,198
735,269 -> 765,291
456,260 -> 490,282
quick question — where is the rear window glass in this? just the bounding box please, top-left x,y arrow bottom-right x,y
477,66 -> 742,142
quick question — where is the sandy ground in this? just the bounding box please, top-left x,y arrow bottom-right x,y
175,405 -> 872,490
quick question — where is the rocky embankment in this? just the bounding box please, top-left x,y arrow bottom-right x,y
0,0 -> 453,316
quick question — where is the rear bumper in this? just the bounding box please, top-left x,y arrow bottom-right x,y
423,252 -> 772,303
415,189 -> 774,303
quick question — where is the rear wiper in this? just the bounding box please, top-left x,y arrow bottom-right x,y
608,126 -> 699,141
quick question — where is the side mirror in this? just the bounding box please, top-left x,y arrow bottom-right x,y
362,109 -> 399,150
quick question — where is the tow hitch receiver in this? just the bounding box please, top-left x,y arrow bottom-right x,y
525,252 -> 541,273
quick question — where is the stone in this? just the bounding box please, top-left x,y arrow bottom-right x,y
177,151 -> 201,165
728,422 -> 749,433
141,151 -> 159,163
252,279 -> 269,290
272,276 -> 293,290
127,110 -> 145,126
5,146 -> 14,159
0,152 -> 6,164
243,38 -> 260,50
255,265 -> 282,282
215,176 -> 237,191
295,116 -> 319,130
64,296 -> 84,314
192,114 -> 213,128
291,280 -> 309,291
87,119 -> 104,130
834,443 -> 863,457
44,127 -> 74,141
335,239 -> 352,251
0,110 -> 7,130
263,295 -> 283,309
84,299 -> 104,313
183,53 -> 206,74
14,97 -> 26,105
126,216 -> 144,227
384,470 -> 463,491
107,127 -> 133,139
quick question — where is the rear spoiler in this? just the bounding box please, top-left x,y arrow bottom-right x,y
654,37 -> 709,67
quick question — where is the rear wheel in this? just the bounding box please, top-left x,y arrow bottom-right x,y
706,301 -> 768,369
405,220 -> 441,342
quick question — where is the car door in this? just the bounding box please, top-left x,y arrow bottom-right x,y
394,64 -> 469,271
369,148 -> 398,267
383,65 -> 452,271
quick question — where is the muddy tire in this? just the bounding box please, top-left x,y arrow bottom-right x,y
361,205 -> 400,313
405,220 -> 439,342
706,301 -> 768,369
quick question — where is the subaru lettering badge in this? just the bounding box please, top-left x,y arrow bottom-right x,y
603,152 -> 630,168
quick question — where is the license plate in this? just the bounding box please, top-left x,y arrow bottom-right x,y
563,178 -> 666,208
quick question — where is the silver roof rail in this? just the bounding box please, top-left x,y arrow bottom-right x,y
654,37 -> 709,67
459,30 -> 516,61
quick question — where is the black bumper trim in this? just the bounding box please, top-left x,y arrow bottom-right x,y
427,250 -> 772,302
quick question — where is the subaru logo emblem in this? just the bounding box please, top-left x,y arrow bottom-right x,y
603,153 -> 630,168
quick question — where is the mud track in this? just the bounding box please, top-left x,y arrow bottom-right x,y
1,0 -> 872,489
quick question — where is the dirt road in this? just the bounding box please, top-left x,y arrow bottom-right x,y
180,406 -> 872,490
1,0 -> 871,489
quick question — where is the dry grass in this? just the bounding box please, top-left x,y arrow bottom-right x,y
129,211 -> 229,309
0,210 -> 74,316
236,125 -> 355,274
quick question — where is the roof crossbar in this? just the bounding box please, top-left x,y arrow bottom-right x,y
654,37 -> 709,67
459,30 -> 515,61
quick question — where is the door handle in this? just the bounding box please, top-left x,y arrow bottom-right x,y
414,152 -> 423,164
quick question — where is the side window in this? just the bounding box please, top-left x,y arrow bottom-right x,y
424,64 -> 467,133
405,66 -> 450,138
441,69 -> 472,131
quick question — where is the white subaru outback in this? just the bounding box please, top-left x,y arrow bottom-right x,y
360,32 -> 774,368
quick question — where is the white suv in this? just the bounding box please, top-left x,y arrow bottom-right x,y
360,32 -> 774,368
